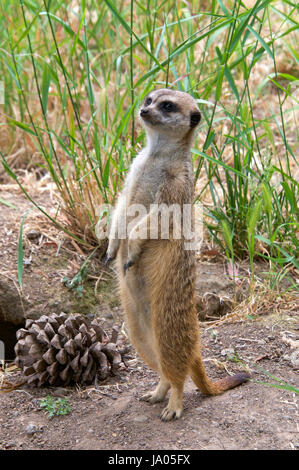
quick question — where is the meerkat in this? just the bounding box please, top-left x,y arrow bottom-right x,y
106,89 -> 250,421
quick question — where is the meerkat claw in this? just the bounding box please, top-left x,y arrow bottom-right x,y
160,405 -> 182,421
123,260 -> 134,274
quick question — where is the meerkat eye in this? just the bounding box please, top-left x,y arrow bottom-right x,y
160,101 -> 177,113
190,112 -> 201,128
145,97 -> 152,106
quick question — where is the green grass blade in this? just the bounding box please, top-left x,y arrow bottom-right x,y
0,198 -> 18,209
192,149 -> 247,179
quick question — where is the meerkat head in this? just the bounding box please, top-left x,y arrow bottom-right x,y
139,89 -> 201,142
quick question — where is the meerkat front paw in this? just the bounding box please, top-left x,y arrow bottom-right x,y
123,243 -> 141,274
106,239 -> 119,263
124,232 -> 144,274
105,255 -> 113,265
123,259 -> 135,274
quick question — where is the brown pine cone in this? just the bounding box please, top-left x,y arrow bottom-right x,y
14,313 -> 125,387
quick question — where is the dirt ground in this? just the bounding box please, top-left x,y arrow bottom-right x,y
0,186 -> 298,451
1,318 -> 298,451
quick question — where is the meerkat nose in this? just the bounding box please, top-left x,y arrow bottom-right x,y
140,108 -> 149,116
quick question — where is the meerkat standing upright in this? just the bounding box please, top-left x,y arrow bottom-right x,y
107,89 -> 249,421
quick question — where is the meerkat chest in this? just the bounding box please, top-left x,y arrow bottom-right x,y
126,154 -> 165,208
130,170 -> 160,206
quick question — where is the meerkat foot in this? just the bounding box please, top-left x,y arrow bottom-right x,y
140,390 -> 168,404
140,391 -> 163,404
160,384 -> 183,421
160,404 -> 182,421
140,378 -> 170,404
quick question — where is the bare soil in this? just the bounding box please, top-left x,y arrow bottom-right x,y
1,318 -> 298,451
0,186 -> 298,451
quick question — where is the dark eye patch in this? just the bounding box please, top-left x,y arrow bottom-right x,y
145,97 -> 152,106
190,112 -> 201,128
160,101 -> 178,113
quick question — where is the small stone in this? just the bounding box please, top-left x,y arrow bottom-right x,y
25,423 -> 38,436
26,230 -> 41,240
283,350 -> 299,370
5,441 -> 16,449
221,347 -> 234,356
133,415 -> 149,423
52,387 -> 68,397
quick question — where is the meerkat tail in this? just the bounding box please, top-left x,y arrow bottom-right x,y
190,352 -> 250,396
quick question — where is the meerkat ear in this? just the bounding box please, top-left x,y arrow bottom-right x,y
190,112 -> 201,128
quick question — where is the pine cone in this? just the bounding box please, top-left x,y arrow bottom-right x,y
14,313 -> 125,387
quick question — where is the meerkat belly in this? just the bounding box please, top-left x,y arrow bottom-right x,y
118,240 -> 151,327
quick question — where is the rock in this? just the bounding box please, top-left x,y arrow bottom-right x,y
52,387 -> 69,398
195,265 -> 238,321
5,441 -> 16,449
221,347 -> 235,357
25,423 -> 38,436
133,415 -> 149,423
197,292 -> 234,321
283,350 -> 299,370
26,230 -> 41,241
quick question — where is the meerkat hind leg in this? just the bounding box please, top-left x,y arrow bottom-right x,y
141,376 -> 170,404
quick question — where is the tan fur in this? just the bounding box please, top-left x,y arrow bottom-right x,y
107,89 -> 249,421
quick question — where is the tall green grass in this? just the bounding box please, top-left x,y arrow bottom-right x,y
0,0 -> 298,277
